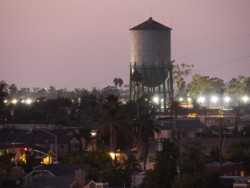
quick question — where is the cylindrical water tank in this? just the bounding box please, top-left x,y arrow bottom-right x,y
130,17 -> 171,87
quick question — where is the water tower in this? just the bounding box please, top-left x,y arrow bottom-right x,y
129,17 -> 173,112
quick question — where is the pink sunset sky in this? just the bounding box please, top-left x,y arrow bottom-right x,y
1,0 -> 250,90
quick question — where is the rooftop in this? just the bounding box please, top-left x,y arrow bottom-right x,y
130,17 -> 172,30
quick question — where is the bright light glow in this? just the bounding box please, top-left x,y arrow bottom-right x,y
12,99 -> 17,104
109,152 -> 120,161
179,97 -> 183,102
242,96 -> 249,102
4,100 -> 7,104
21,100 -> 25,103
109,152 -> 115,160
211,96 -> 218,103
26,99 -> 32,104
224,96 -> 231,103
187,97 -> 192,103
153,96 -> 159,104
42,156 -> 53,165
197,96 -> 205,103
91,131 -> 97,137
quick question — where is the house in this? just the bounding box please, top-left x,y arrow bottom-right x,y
193,138 -> 236,154
0,128 -> 82,164
25,166 -> 109,188
206,161 -> 247,176
70,169 -> 109,188
200,114 -> 236,127
0,129 -> 32,165
233,177 -> 250,188
25,164 -> 89,187
154,118 -> 204,141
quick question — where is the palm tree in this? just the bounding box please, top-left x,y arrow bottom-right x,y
130,96 -> 160,171
118,78 -> 123,88
100,95 -> 132,164
101,95 -> 121,152
113,78 -> 124,89
113,78 -> 119,88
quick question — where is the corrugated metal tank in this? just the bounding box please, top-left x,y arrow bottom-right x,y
130,17 -> 171,87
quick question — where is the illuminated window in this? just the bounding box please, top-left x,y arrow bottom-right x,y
241,171 -> 244,176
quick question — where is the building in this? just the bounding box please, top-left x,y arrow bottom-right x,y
129,17 -> 173,112
154,118 -> 204,141
0,128 -> 83,164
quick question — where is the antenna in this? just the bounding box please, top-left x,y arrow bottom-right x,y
129,12 -> 131,29
150,4 -> 152,17
137,12 -> 139,25
170,2 -> 173,28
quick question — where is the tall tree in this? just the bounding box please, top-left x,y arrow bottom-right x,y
172,140 -> 221,188
188,74 -> 225,98
113,78 -> 119,88
178,140 -> 205,175
0,81 -> 8,123
117,78 -> 123,88
225,75 -> 250,104
226,138 -> 250,174
209,77 -> 225,94
8,83 -> 18,98
100,95 -> 127,153
140,140 -> 179,188
173,63 -> 193,98
131,95 -> 160,171
188,74 -> 211,97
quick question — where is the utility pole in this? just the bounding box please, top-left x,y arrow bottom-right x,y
234,108 -> 239,138
219,110 -> 223,175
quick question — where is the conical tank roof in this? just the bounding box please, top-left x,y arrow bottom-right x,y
130,17 -> 172,30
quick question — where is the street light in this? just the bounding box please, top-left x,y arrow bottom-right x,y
197,96 -> 205,104
242,96 -> 249,103
224,96 -> 231,109
12,99 -> 17,104
153,96 -> 159,104
26,99 -> 32,105
11,99 -> 17,127
224,96 -> 230,103
211,96 -> 218,104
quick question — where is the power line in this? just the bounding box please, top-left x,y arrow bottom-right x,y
82,34 -> 250,89
174,34 -> 250,61
193,54 -> 250,72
